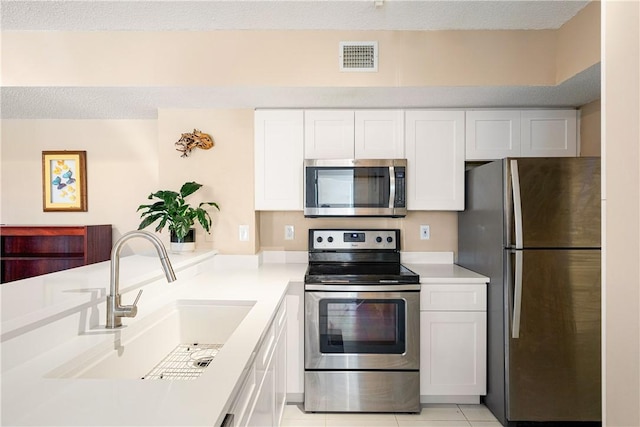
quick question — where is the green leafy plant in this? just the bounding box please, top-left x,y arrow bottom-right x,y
137,181 -> 220,241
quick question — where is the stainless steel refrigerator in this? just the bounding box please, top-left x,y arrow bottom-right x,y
458,158 -> 601,426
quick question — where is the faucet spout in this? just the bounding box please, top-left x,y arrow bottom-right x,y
106,230 -> 176,328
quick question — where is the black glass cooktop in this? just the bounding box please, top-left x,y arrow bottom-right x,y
305,263 -> 419,284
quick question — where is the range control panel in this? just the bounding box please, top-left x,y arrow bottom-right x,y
310,229 -> 399,251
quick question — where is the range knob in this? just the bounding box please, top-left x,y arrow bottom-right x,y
327,236 -> 334,243
376,236 -> 383,243
316,236 -> 323,243
387,236 -> 393,243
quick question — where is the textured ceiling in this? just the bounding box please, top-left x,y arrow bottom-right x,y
2,1 -> 590,31
1,1 -> 598,119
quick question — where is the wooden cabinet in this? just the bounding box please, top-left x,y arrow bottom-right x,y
466,109 -> 578,160
254,110 -> 304,210
304,109 -> 404,159
229,300 -> 287,427
0,225 -> 112,283
405,110 -> 465,211
420,283 -> 487,399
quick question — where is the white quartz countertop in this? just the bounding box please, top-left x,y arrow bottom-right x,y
406,263 -> 489,284
1,251 -> 487,427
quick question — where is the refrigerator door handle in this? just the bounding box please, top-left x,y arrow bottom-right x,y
510,159 -> 524,249
512,250 -> 523,339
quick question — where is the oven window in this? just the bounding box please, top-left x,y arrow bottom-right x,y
318,298 -> 406,354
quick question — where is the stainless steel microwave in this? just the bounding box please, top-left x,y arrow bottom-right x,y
304,159 -> 407,217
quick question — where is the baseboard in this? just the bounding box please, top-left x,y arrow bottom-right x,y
420,395 -> 481,405
286,393 -> 304,404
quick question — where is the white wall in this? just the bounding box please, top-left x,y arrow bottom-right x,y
603,1 -> 640,425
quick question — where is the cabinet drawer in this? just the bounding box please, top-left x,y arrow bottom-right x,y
420,284 -> 486,311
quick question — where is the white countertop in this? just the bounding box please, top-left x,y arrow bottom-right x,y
1,251 -> 487,427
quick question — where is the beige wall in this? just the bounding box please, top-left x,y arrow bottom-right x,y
0,120 -> 159,252
556,1 -> 601,83
580,99 -> 601,156
0,7 -> 601,255
259,211 -> 457,254
2,28 -> 594,87
603,1 -> 640,425
157,109 -> 257,254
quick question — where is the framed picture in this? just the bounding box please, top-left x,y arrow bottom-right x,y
42,151 -> 87,212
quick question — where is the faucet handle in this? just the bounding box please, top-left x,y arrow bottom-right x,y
132,289 -> 143,307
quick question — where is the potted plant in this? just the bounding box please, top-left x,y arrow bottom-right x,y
137,181 -> 219,252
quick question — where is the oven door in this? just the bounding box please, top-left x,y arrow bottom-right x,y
305,290 -> 420,370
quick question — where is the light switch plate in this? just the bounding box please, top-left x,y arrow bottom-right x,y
239,225 -> 249,242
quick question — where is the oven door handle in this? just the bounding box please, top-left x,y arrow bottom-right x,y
305,284 -> 421,292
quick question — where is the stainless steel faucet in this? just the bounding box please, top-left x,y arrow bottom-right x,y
106,230 -> 177,328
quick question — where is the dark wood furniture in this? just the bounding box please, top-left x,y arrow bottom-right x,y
1,225 -> 112,283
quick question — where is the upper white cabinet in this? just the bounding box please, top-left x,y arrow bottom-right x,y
466,110 -> 521,160
304,110 -> 404,159
304,110 -> 355,159
355,110 -> 405,158
520,110 -> 578,157
254,110 -> 304,210
465,109 -> 578,160
405,110 -> 465,211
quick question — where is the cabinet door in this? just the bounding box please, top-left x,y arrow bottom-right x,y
520,110 -> 578,157
355,110 -> 404,158
466,110 -> 521,160
405,110 -> 465,211
274,326 -> 287,426
420,311 -> 487,396
304,110 -> 354,159
254,110 -> 304,210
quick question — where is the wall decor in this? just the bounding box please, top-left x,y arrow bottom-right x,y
175,129 -> 214,157
42,150 -> 87,212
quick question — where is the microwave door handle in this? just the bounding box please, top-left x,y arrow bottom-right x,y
389,166 -> 396,209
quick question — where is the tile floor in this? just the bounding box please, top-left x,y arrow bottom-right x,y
281,403 -> 501,427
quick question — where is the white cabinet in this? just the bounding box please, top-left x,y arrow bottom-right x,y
520,110 -> 578,157
285,284 -> 304,403
304,110 -> 404,159
420,284 -> 487,399
466,110 -> 521,160
405,110 -> 465,211
354,110 -> 405,158
304,110 -> 355,159
254,110 -> 304,210
229,300 -> 287,427
465,109 -> 578,160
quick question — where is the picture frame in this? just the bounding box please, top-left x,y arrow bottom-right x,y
42,151 -> 87,212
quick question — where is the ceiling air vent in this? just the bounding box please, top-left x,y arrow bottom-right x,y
339,41 -> 378,72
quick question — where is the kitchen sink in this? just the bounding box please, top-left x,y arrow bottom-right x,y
47,299 -> 255,380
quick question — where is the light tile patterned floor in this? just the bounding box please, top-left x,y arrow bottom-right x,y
281,403 -> 502,427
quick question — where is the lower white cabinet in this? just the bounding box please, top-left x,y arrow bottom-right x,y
420,284 -> 487,400
229,300 -> 287,427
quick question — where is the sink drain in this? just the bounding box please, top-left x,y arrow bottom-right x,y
141,343 -> 223,380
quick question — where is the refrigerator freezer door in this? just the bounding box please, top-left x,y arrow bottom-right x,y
507,249 -> 601,422
507,157 -> 601,249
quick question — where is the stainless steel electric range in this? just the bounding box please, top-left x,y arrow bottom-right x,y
303,229 -> 420,413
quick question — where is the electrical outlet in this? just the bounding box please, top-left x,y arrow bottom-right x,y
420,225 -> 430,240
284,225 -> 295,240
239,225 -> 249,242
